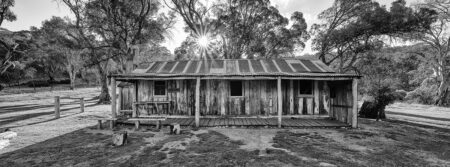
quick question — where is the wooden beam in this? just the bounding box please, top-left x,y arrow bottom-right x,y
54,96 -> 60,119
132,81 -> 138,129
220,81 -> 226,115
314,80 -> 319,115
195,77 -> 201,127
245,80 -> 250,115
289,80 -> 294,114
118,87 -> 122,112
111,77 -> 117,119
206,80 -> 210,115
114,76 -> 358,81
277,77 -> 282,128
352,78 -> 358,128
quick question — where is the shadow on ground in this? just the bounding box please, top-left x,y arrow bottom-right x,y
0,98 -> 98,127
0,119 -> 449,167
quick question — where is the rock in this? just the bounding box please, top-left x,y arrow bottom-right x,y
169,123 -> 181,135
319,162 -> 337,167
0,131 -> 17,140
0,140 -> 10,150
112,131 -> 127,146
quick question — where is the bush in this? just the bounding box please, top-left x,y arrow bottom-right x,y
405,78 -> 438,105
359,86 -> 398,119
27,80 -> 50,87
394,90 -> 407,101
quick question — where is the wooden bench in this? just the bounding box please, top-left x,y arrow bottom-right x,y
128,116 -> 167,130
92,117 -> 118,129
119,110 -> 133,117
133,101 -> 171,115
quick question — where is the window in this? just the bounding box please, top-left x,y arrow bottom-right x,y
299,80 -> 313,95
230,81 -> 243,97
154,81 -> 166,96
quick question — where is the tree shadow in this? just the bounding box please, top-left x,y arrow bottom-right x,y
0,125 -> 155,166
0,103 -> 98,127
386,111 -> 450,122
0,98 -> 98,115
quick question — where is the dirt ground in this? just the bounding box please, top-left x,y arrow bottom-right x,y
0,86 -> 450,166
0,119 -> 449,167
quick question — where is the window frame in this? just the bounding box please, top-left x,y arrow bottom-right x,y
153,81 -> 167,96
229,81 -> 243,97
298,80 -> 313,96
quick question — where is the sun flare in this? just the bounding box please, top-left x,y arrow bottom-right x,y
197,35 -> 209,48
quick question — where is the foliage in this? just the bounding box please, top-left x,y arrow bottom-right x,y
359,86 -> 401,119
356,49 -> 420,119
405,78 -> 439,104
83,0 -> 175,73
167,0 -> 309,59
404,0 -> 450,106
60,0 -> 175,103
312,0 -> 437,72
0,0 -> 16,25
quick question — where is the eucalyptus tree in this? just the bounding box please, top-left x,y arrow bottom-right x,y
167,0 -> 309,59
62,0 -> 174,103
0,0 -> 26,75
83,0 -> 175,73
36,17 -> 85,90
405,0 -> 450,106
311,0 -> 436,73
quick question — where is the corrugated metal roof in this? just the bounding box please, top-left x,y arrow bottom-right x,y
114,58 -> 360,78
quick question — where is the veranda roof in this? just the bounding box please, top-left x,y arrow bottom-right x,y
112,57 -> 361,80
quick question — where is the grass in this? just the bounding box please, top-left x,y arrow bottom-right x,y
0,119 -> 449,166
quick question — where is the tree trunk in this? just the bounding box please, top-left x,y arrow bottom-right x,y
436,74 -> 450,106
97,64 -> 111,104
125,58 -> 134,73
69,74 -> 76,90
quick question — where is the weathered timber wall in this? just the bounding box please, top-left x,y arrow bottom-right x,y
329,80 -> 353,124
122,79 -> 340,116
120,86 -> 133,110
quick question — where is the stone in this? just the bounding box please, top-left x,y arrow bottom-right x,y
169,123 -> 181,135
112,131 -> 127,146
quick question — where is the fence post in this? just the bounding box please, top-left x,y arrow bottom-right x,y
55,96 -> 60,119
80,97 -> 84,113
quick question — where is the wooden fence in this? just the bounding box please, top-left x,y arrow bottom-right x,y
54,96 -> 85,119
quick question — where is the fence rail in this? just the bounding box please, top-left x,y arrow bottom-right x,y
54,96 -> 85,119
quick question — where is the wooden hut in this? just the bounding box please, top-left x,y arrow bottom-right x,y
110,57 -> 361,128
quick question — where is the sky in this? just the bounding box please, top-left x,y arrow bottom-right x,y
2,0 -> 419,55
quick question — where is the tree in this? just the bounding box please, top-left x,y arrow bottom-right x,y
167,0 -> 309,59
406,0 -> 450,106
40,17 -> 85,90
0,0 -> 31,76
311,0 -> 436,72
0,0 -> 16,26
356,52 -> 405,120
84,0 -> 175,73
62,0 -> 175,103
62,0 -> 116,103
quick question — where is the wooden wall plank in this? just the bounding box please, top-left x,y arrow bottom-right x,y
206,80 -> 210,115
306,98 -> 313,114
314,80 -> 319,115
220,80 -> 226,115
277,77 -> 282,128
299,97 -> 304,114
352,79 -> 358,128
245,80 -> 250,115
195,77 -> 200,127
289,80 -> 294,115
